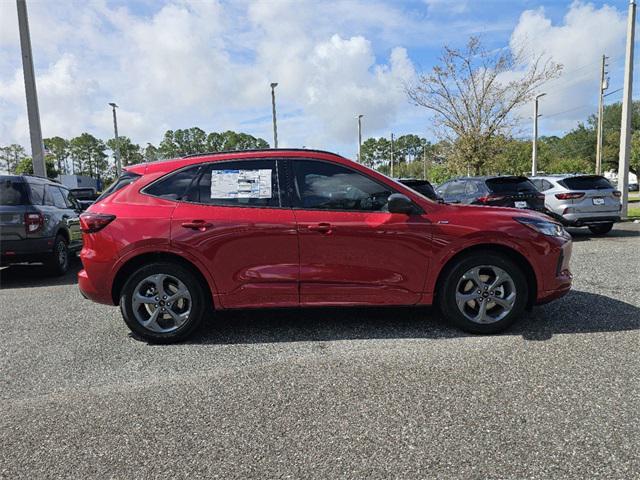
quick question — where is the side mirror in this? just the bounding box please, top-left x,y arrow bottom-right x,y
388,193 -> 415,214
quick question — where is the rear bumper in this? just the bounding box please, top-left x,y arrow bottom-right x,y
1,237 -> 55,263
561,215 -> 620,227
78,268 -> 114,305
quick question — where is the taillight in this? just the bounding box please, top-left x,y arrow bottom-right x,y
536,193 -> 545,201
79,213 -> 116,233
555,192 -> 585,200
24,212 -> 44,234
612,190 -> 622,198
477,194 -> 506,203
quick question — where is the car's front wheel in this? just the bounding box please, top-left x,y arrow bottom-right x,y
120,262 -> 208,343
588,223 -> 613,235
438,253 -> 528,334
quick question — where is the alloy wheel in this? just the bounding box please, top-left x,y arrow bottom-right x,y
455,265 -> 516,324
131,274 -> 192,333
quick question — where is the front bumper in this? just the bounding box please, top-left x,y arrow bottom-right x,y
535,237 -> 573,305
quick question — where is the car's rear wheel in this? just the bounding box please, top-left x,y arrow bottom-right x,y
45,234 -> 69,275
119,262 -> 207,343
438,253 -> 528,334
588,223 -> 613,235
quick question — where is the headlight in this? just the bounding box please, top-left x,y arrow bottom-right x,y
515,217 -> 566,237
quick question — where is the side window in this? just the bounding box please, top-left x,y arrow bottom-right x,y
465,181 -> 480,196
145,166 -> 201,201
446,180 -> 466,197
195,159 -> 280,207
28,182 -> 44,205
61,188 -> 80,209
435,182 -> 449,197
542,180 -> 553,191
292,160 -> 394,211
46,185 -> 67,209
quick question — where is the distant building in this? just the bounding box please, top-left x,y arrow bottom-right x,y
57,175 -> 101,192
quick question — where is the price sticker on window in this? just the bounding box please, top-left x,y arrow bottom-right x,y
210,169 -> 272,199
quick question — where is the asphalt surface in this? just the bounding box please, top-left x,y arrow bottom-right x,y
1,224 -> 639,479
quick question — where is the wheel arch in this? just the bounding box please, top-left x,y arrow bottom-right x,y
111,251 -> 216,308
433,243 -> 538,308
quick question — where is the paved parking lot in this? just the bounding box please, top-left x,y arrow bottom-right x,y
1,224 -> 639,479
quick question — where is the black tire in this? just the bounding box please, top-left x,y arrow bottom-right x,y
588,223 -> 613,235
119,262 -> 208,344
438,253 -> 529,334
45,234 -> 69,275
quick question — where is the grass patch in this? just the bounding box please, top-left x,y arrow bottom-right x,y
627,206 -> 640,219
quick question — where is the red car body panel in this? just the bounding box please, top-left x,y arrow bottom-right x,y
79,149 -> 572,311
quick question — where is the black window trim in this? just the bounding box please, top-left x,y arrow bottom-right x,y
141,158 -> 286,210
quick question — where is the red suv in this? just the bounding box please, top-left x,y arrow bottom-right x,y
78,149 -> 572,343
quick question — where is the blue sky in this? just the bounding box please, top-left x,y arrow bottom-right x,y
0,0 -> 637,160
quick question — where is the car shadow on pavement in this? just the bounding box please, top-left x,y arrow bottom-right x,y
0,257 -> 81,289
179,290 -> 639,346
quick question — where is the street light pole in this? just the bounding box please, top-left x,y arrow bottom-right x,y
356,114 -> 363,162
109,103 -> 121,177
270,83 -> 278,148
531,92 -> 546,176
618,0 -> 636,217
16,0 -> 46,177
390,133 -> 395,178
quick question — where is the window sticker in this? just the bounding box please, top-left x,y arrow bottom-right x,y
210,169 -> 272,199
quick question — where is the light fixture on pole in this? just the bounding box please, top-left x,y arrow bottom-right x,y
356,114 -> 364,162
596,55 -> 609,175
531,92 -> 546,176
270,83 -> 278,148
109,102 -> 121,176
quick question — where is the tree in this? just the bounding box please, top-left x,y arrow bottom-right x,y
44,137 -> 70,175
159,128 -> 269,158
14,155 -> 58,178
106,136 -> 143,167
143,144 -> 160,162
407,36 -> 561,174
0,144 -> 28,173
69,133 -> 108,178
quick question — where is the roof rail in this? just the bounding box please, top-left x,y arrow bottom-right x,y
22,173 -> 60,183
182,148 -> 340,159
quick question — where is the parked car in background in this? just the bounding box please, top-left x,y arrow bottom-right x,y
435,176 -> 546,212
530,174 -> 621,234
70,187 -> 99,211
0,175 -> 83,274
78,149 -> 572,343
397,178 -> 441,201
628,182 -> 639,192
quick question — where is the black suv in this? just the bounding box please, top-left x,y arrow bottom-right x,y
396,178 -> 441,201
0,175 -> 83,274
435,176 -> 546,212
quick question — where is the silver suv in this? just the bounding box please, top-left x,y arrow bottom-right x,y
0,174 -> 83,274
530,174 -> 621,234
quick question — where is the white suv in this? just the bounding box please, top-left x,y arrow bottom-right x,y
530,174 -> 621,234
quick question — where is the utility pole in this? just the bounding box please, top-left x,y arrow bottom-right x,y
596,55 -> 609,175
109,103 -> 121,177
531,92 -> 546,176
356,114 -> 363,162
16,0 -> 46,177
618,0 -> 636,217
270,82 -> 278,148
390,133 -> 395,178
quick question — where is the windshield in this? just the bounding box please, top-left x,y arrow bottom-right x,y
0,179 -> 28,206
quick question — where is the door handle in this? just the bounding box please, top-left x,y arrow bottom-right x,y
181,220 -> 213,231
307,222 -> 332,233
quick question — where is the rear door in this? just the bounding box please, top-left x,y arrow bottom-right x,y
168,159 -> 299,309
560,176 -> 620,214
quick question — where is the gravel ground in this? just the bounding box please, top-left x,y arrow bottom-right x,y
1,223 -> 639,479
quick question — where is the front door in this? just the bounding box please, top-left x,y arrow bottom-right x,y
169,158 -> 299,309
289,159 -> 433,306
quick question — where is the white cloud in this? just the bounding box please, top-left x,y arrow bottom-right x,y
509,2 -> 627,133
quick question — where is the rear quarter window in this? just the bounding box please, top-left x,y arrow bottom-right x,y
96,171 -> 142,202
0,180 -> 28,205
144,166 -> 201,201
559,176 -> 613,190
